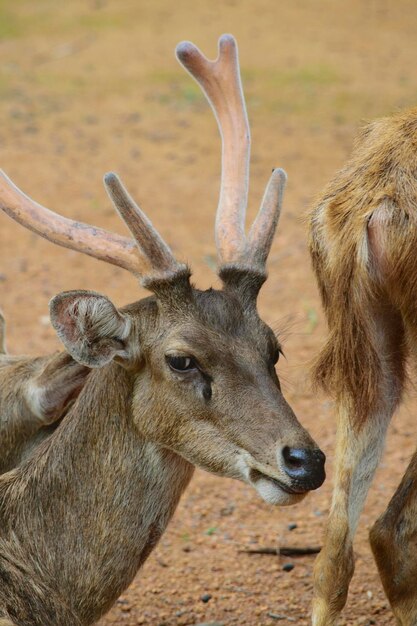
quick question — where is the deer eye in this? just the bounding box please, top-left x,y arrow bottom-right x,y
166,355 -> 198,372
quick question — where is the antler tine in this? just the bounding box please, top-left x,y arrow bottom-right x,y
0,170 -> 184,282
103,173 -> 182,279
176,34 -> 250,266
247,168 -> 287,268
0,170 -> 144,275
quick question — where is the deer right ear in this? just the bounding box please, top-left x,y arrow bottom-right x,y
49,291 -> 134,368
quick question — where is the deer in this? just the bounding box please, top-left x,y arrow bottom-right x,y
0,308 -> 90,473
0,35 -> 326,625
309,106 -> 417,625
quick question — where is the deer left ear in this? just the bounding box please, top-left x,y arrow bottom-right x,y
50,290 -> 134,368
30,352 -> 90,423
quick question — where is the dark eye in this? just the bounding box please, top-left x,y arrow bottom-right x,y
167,355 -> 198,372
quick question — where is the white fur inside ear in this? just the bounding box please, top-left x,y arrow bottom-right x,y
67,296 -> 131,342
50,291 -> 132,368
24,379 -> 46,422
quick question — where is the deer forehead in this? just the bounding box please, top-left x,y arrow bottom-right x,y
135,289 -> 275,356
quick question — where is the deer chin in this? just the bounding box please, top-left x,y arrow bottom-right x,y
251,473 -> 307,506
235,453 -> 308,506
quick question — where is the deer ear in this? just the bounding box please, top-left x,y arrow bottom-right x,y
49,291 -> 133,368
30,352 -> 91,424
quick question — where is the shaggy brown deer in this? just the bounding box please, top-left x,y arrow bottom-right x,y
0,35 -> 325,625
0,309 -> 90,473
309,107 -> 417,624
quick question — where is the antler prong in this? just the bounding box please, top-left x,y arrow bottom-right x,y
0,169 -> 187,283
103,173 -> 180,276
0,170 -> 142,276
248,168 -> 287,267
177,34 -> 250,265
176,34 -> 286,277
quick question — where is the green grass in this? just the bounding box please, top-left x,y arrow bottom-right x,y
0,0 -> 132,41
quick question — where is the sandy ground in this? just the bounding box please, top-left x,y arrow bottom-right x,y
1,1 -> 417,624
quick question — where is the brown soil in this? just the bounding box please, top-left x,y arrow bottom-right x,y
1,1 -> 417,624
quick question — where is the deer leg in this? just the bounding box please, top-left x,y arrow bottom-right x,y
312,309 -> 405,626
370,449 -> 417,625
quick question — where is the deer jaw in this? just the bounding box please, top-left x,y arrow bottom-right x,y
50,287 -> 325,507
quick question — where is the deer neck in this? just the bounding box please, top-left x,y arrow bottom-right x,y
0,362 -> 194,626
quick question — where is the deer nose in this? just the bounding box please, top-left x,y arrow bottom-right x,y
281,446 -> 326,491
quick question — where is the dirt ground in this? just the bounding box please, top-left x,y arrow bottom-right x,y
1,1 -> 417,624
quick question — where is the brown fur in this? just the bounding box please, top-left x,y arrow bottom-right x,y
0,310 -> 90,474
309,107 -> 417,624
370,452 -> 417,624
310,107 -> 417,422
0,285 -> 324,626
0,34 -> 325,625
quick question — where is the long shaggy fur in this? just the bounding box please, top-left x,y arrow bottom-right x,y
309,107 -> 417,423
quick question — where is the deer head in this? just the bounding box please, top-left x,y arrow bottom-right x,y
0,35 -> 325,504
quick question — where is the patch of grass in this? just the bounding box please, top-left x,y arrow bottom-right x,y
178,83 -> 202,104
146,72 -> 205,109
76,10 -> 130,32
243,64 -> 340,89
0,7 -> 21,39
0,1 -> 132,41
290,64 -> 339,87
305,306 -> 318,334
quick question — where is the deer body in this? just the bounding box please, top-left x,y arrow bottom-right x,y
0,360 -> 192,626
0,288 -> 316,626
0,35 -> 325,623
309,107 -> 417,624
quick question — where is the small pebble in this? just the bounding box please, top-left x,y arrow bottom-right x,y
200,593 -> 212,603
288,523 -> 297,531
282,562 -> 295,572
220,504 -> 235,516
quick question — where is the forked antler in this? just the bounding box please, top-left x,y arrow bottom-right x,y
176,34 -> 287,274
0,170 -> 183,281
0,35 -> 284,286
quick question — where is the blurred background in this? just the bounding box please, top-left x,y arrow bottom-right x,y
0,1 -> 416,624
